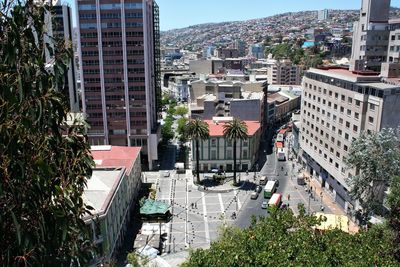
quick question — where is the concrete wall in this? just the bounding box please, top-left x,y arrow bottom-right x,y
230,99 -> 262,121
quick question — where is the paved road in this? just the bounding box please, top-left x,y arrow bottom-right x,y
145,171 -> 252,254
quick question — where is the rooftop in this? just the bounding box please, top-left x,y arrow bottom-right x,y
204,119 -> 260,137
308,67 -> 381,83
83,168 -> 125,221
91,146 -> 141,175
267,92 -> 289,104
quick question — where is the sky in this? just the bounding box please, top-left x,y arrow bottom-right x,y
67,0 -> 400,30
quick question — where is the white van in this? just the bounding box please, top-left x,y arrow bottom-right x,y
259,176 -> 267,185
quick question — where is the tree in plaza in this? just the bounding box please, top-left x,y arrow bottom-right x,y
344,128 -> 400,217
187,119 -> 209,184
182,206 -> 397,266
175,105 -> 189,117
177,117 -> 189,143
0,0 -> 94,265
223,118 -> 248,185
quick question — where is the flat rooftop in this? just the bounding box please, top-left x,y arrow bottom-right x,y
83,168 -> 125,221
308,68 -> 381,83
91,146 -> 141,175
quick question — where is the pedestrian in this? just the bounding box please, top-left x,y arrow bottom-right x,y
288,194 -> 291,201
194,203 -> 197,209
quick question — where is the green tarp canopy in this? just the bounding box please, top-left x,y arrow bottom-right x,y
140,199 -> 170,215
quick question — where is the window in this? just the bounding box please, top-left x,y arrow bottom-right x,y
211,139 -> 217,147
346,121 -> 350,128
335,162 -> 339,169
348,97 -> 353,104
211,150 -> 217,160
340,107 -> 344,113
368,116 -> 374,123
242,150 -> 248,158
355,112 -> 359,119
341,95 -> 345,101
344,145 -> 348,151
243,139 -> 249,147
345,133 -> 349,140
329,91 -> 332,97
355,100 -> 360,107
339,118 -> 343,124
227,139 -> 232,147
338,129 -> 342,136
337,140 -> 341,147
227,150 -> 232,159
335,93 -> 339,99
369,103 -> 375,111
353,125 -> 358,132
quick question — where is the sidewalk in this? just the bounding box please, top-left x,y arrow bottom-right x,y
301,170 -> 359,234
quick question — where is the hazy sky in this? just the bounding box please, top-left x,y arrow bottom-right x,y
67,0 -> 400,30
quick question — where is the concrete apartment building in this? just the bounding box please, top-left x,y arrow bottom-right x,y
76,0 -> 161,169
214,48 -> 239,59
300,67 -> 400,211
192,118 -> 261,172
318,9 -> 329,21
248,59 -> 301,85
84,146 -> 142,264
267,59 -> 301,85
350,0 -> 391,72
189,79 -> 265,122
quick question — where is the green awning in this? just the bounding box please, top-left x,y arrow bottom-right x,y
140,199 -> 170,215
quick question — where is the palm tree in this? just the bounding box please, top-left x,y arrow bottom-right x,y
223,118 -> 248,185
187,119 -> 209,184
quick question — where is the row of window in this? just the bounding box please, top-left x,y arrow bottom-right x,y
210,138 -> 248,147
81,31 -> 143,39
79,3 -> 142,11
84,77 -> 145,84
302,135 -> 345,173
81,49 -> 144,57
81,22 -> 143,29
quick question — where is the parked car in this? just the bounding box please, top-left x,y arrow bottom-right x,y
261,201 -> 268,209
163,171 -> 170,177
251,192 -> 259,200
255,185 -> 262,193
274,179 -> 279,187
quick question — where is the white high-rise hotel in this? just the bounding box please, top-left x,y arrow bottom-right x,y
300,0 -> 400,212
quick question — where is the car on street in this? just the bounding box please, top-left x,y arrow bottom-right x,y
163,171 -> 170,177
255,185 -> 262,193
261,201 -> 268,209
274,179 -> 279,187
251,192 -> 259,199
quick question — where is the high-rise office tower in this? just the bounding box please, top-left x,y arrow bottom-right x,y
76,0 -> 161,169
41,0 -> 80,112
350,0 -> 391,72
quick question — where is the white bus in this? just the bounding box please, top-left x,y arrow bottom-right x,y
264,180 -> 277,198
277,148 -> 285,161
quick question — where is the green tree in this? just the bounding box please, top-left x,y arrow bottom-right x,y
182,207 -> 397,267
388,176 -> 400,260
345,128 -> 400,216
187,119 -> 209,184
175,105 -> 189,117
0,1 -> 94,265
223,118 -> 248,185
177,117 -> 189,142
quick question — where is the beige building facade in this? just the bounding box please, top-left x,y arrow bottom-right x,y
300,67 -> 400,211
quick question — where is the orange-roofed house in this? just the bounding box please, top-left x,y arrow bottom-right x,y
84,145 -> 142,263
192,117 -> 261,172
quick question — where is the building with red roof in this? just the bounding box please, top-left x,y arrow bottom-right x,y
84,146 -> 142,263
192,117 -> 261,172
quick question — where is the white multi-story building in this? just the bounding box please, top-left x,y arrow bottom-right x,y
84,146 -> 142,264
300,67 -> 400,211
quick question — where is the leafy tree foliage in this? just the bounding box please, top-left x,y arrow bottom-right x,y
345,128 -> 400,216
175,105 -> 189,117
177,117 -> 189,143
388,176 -> 400,260
223,119 -> 248,185
182,207 -> 397,267
0,1 -> 94,265
187,119 -> 209,184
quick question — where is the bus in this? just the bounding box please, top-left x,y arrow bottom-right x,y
268,193 -> 282,208
277,148 -> 285,161
264,180 -> 277,198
